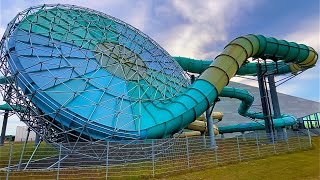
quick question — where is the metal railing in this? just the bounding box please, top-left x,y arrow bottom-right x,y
0,130 -> 313,179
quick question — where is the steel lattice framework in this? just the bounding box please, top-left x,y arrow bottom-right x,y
0,4 -> 190,159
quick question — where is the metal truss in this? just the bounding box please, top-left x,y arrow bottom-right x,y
0,4 -> 189,164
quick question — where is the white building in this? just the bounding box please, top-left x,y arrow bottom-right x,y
15,126 -> 36,142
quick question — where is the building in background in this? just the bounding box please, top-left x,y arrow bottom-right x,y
14,126 -> 36,142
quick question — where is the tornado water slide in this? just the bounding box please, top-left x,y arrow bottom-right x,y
174,37 -> 318,133
1,5 -> 318,141
186,113 -> 222,136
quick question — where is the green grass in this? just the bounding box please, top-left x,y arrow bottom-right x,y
0,142 -> 58,168
159,137 -> 320,180
0,137 -> 318,179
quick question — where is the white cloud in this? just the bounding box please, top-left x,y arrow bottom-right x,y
284,18 -> 320,51
232,16 -> 320,101
280,17 -> 320,100
154,0 -> 256,59
0,0 -> 257,60
57,0 -> 151,31
0,0 -> 150,32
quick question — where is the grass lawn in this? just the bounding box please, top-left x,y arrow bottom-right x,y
0,142 -> 57,168
0,137 -> 318,179
160,137 -> 320,180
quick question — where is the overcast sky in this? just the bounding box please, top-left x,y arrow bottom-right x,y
0,0 -> 319,135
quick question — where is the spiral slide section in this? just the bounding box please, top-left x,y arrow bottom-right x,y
144,34 -> 317,138
173,36 -> 318,133
219,87 -> 296,133
183,112 -> 222,136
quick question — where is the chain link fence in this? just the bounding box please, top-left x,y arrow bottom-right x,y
0,130 -> 313,179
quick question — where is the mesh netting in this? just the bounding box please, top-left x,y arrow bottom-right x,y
0,4 -> 190,147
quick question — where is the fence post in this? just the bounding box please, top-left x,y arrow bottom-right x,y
236,136 -> 241,161
152,140 -> 155,177
241,132 -> 246,141
255,133 -> 260,157
297,131 -> 301,150
283,128 -> 288,142
6,143 -> 13,180
186,137 -> 190,169
202,134 -> 206,148
106,141 -> 109,180
215,148 -> 219,166
57,143 -> 62,180
286,131 -> 290,151
307,129 -> 312,148
272,133 -> 276,154
221,134 -> 225,140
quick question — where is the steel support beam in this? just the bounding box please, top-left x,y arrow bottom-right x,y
256,63 -> 274,140
34,134 -> 40,147
206,107 -> 217,149
268,74 -> 286,140
0,110 -> 9,146
17,128 -> 30,170
268,75 -> 281,117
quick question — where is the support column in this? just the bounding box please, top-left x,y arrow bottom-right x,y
191,74 -> 217,148
206,107 -> 216,149
256,63 -> 274,141
241,132 -> 246,141
34,134 -> 40,147
190,75 -> 195,83
1,86 -> 12,146
268,75 -> 281,117
0,110 -> 10,146
283,128 -> 288,142
268,75 -> 286,140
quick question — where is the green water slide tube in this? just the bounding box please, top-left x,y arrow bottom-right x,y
172,35 -> 318,134
2,34 -> 318,138
218,87 -> 296,133
0,76 -> 23,112
174,41 -> 317,76
0,103 -> 25,112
